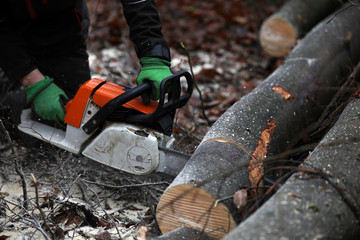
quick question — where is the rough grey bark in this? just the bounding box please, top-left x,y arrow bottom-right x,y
148,226 -> 212,240
223,90 -> 360,240
260,0 -> 342,56
156,4 -> 360,240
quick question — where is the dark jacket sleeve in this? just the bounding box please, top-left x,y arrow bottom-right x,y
121,0 -> 170,61
0,8 -> 37,82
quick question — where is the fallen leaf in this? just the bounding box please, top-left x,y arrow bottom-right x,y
137,226 -> 149,240
287,193 -> 302,199
233,189 -> 248,209
233,16 -> 248,25
0,192 -> 9,197
95,229 -> 112,240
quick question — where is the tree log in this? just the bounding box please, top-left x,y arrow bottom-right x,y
223,82 -> 360,240
259,0 -> 341,57
156,4 -> 360,240
147,226 -> 213,240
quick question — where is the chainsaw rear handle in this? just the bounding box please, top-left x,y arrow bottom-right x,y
82,70 -> 193,135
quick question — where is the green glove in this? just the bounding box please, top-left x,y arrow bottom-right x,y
25,76 -> 69,121
136,57 -> 172,103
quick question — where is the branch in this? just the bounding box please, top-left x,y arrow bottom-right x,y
327,1 -> 359,23
79,179 -> 123,240
0,119 -> 29,210
31,173 -> 55,239
81,179 -> 169,189
180,42 -> 212,126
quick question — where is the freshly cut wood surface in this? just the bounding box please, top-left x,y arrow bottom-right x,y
157,184 -> 236,239
259,0 -> 341,57
260,18 -> 296,57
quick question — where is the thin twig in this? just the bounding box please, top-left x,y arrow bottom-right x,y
79,179 -> 123,239
180,42 -> 212,126
327,1 -> 358,24
2,197 -> 51,240
0,119 -> 29,210
173,122 -> 202,142
297,166 -> 360,221
31,173 -> 55,239
81,179 -> 169,189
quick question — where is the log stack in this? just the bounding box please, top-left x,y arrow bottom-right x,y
223,68 -> 360,239
156,4 -> 360,240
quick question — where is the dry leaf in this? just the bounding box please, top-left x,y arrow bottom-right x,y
0,192 -> 9,197
137,226 -> 149,240
95,229 -> 112,240
287,193 -> 302,199
233,189 -> 248,209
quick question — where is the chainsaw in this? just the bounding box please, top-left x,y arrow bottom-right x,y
18,70 -> 193,176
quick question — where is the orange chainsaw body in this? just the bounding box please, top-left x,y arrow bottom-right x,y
64,78 -> 158,128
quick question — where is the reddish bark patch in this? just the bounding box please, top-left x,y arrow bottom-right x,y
272,86 -> 295,100
350,90 -> 360,100
248,118 -> 277,187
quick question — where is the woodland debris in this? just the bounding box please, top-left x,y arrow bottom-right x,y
156,4 -> 360,239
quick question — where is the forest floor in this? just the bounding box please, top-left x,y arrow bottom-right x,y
0,1 -> 285,239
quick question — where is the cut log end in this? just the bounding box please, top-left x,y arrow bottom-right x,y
260,18 -> 297,57
156,184 -> 236,240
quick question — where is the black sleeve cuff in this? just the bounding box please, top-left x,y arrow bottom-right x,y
142,44 -> 171,61
6,58 -> 38,83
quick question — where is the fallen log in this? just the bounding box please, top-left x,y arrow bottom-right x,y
147,226 -> 212,240
223,82 -> 360,240
156,4 -> 360,240
259,0 -> 341,57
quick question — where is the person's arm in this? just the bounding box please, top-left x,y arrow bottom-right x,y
0,10 -> 68,121
0,7 -> 38,84
121,0 -> 172,102
120,0 -> 170,61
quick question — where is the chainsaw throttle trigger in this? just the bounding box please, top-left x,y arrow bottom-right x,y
82,70 -> 193,135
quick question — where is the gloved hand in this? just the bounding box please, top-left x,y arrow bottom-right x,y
25,76 -> 69,121
136,57 -> 172,104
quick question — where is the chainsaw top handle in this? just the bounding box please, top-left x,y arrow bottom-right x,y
82,70 -> 193,135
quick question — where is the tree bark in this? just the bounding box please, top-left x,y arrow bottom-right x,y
156,4 -> 360,240
147,226 -> 213,240
223,83 -> 360,240
259,0 -> 341,57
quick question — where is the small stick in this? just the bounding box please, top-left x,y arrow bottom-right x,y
31,173 -> 55,239
81,179 -> 169,189
0,119 -> 29,210
180,42 -> 212,126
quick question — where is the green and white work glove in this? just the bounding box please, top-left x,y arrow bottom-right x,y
136,57 -> 172,104
24,76 -> 69,121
